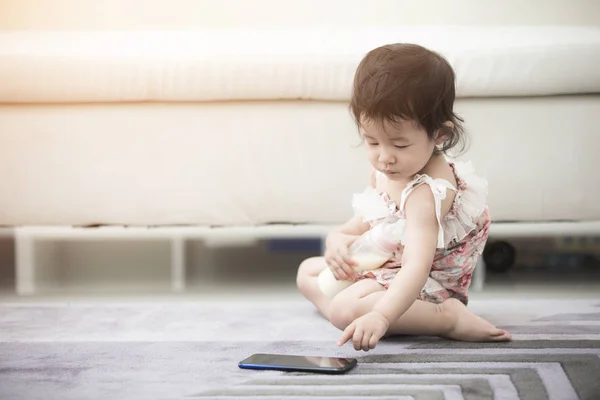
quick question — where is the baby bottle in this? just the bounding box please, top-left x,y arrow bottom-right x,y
318,222 -> 401,299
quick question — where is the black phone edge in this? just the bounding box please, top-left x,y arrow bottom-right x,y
238,362 -> 356,374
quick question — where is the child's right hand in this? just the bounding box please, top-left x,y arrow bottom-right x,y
324,233 -> 360,281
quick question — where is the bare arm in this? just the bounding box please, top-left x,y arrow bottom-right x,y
324,215 -> 371,281
372,185 -> 439,322
325,170 -> 374,279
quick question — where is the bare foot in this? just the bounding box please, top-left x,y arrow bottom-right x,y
441,298 -> 512,342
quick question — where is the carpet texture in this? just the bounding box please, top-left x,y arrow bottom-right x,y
1,299 -> 599,400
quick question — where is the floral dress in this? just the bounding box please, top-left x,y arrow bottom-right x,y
351,161 -> 490,305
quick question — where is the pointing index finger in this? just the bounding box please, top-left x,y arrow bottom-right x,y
338,323 -> 355,347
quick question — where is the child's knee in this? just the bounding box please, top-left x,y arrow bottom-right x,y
296,257 -> 325,291
296,263 -> 308,292
328,295 -> 359,330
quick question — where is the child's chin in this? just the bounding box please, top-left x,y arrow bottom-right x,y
384,172 -> 406,181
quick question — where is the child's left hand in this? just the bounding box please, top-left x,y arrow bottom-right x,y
337,311 -> 390,351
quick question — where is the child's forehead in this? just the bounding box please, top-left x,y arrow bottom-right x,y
360,118 -> 418,137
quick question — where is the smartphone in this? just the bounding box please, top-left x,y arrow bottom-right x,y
238,353 -> 357,374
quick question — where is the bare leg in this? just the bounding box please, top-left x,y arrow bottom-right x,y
296,257 -> 336,319
297,257 -> 510,341
328,278 -> 511,342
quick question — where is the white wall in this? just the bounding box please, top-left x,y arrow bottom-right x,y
1,0 -> 598,30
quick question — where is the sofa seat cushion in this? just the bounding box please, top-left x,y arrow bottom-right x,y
1,27 -> 599,103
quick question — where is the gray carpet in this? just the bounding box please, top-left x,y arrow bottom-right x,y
1,298 -> 600,400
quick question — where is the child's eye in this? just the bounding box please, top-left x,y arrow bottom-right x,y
394,145 -> 409,149
367,142 -> 378,146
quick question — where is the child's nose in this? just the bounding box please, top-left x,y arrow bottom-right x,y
378,148 -> 396,164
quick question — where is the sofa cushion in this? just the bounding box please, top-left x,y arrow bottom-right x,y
1,27 -> 599,103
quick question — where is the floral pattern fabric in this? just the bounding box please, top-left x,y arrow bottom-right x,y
352,161 -> 490,305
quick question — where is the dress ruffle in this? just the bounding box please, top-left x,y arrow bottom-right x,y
352,187 -> 395,223
442,161 -> 488,247
351,161 -> 488,249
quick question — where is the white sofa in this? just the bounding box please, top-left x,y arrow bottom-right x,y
0,1 -> 599,294
1,26 -> 599,226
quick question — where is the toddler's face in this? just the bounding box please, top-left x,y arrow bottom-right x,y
360,118 -> 437,181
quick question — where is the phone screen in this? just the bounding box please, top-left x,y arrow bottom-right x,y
239,353 -> 357,373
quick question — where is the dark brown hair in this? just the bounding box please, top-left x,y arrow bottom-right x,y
350,43 -> 467,155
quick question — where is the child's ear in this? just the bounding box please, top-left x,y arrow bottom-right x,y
435,121 -> 454,145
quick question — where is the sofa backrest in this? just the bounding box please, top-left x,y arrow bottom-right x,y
1,0 -> 598,30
